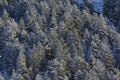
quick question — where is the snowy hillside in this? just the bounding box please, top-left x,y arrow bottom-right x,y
78,0 -> 103,13
93,0 -> 103,13
0,0 -> 120,80
78,0 -> 85,4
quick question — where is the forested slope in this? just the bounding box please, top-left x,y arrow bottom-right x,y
0,0 -> 120,80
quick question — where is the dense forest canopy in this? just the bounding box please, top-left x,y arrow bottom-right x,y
0,0 -> 120,80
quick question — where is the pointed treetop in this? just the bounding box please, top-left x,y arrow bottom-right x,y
0,17 -> 4,27
35,74 -> 42,80
15,74 -> 25,80
16,50 -> 27,70
0,73 -> 4,80
3,9 -> 9,20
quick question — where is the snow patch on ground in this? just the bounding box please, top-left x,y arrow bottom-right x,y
78,0 -> 103,13
78,0 -> 85,4
93,0 -> 103,13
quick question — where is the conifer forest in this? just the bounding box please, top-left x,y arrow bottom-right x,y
0,0 -> 120,80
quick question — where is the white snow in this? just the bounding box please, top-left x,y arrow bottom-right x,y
78,0 -> 85,4
92,0 -> 103,13
78,0 -> 103,13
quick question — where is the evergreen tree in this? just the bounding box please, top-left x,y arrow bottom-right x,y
35,74 -> 42,80
0,0 -> 120,79
103,0 -> 120,32
0,73 -> 4,80
16,48 -> 27,73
